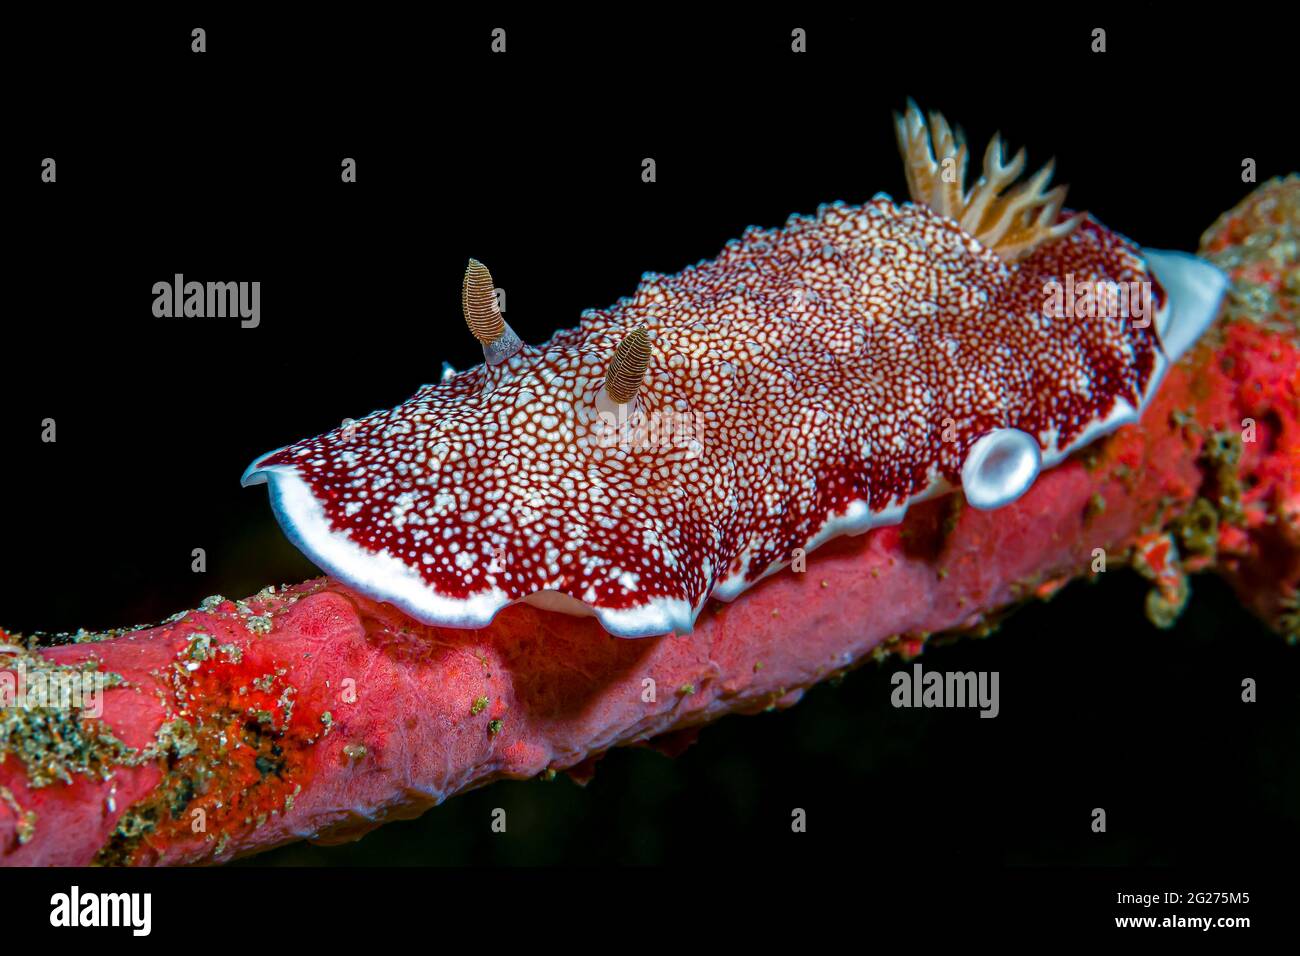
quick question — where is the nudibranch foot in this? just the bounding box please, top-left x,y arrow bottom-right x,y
244,104 -> 1228,639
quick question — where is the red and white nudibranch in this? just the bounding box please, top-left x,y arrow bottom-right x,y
243,103 -> 1227,638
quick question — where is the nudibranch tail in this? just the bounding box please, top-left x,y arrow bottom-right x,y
243,103 -> 1227,640
1143,248 -> 1231,363
894,99 -> 1083,263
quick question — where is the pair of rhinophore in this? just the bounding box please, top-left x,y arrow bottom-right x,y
462,257 -> 650,409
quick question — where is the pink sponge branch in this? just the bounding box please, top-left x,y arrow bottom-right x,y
2,179 -> 1297,865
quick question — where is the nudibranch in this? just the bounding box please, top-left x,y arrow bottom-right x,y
243,103 -> 1228,638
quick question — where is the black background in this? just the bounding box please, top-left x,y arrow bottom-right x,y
3,8 -> 1297,875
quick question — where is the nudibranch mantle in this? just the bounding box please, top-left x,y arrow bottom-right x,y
244,105 -> 1227,638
